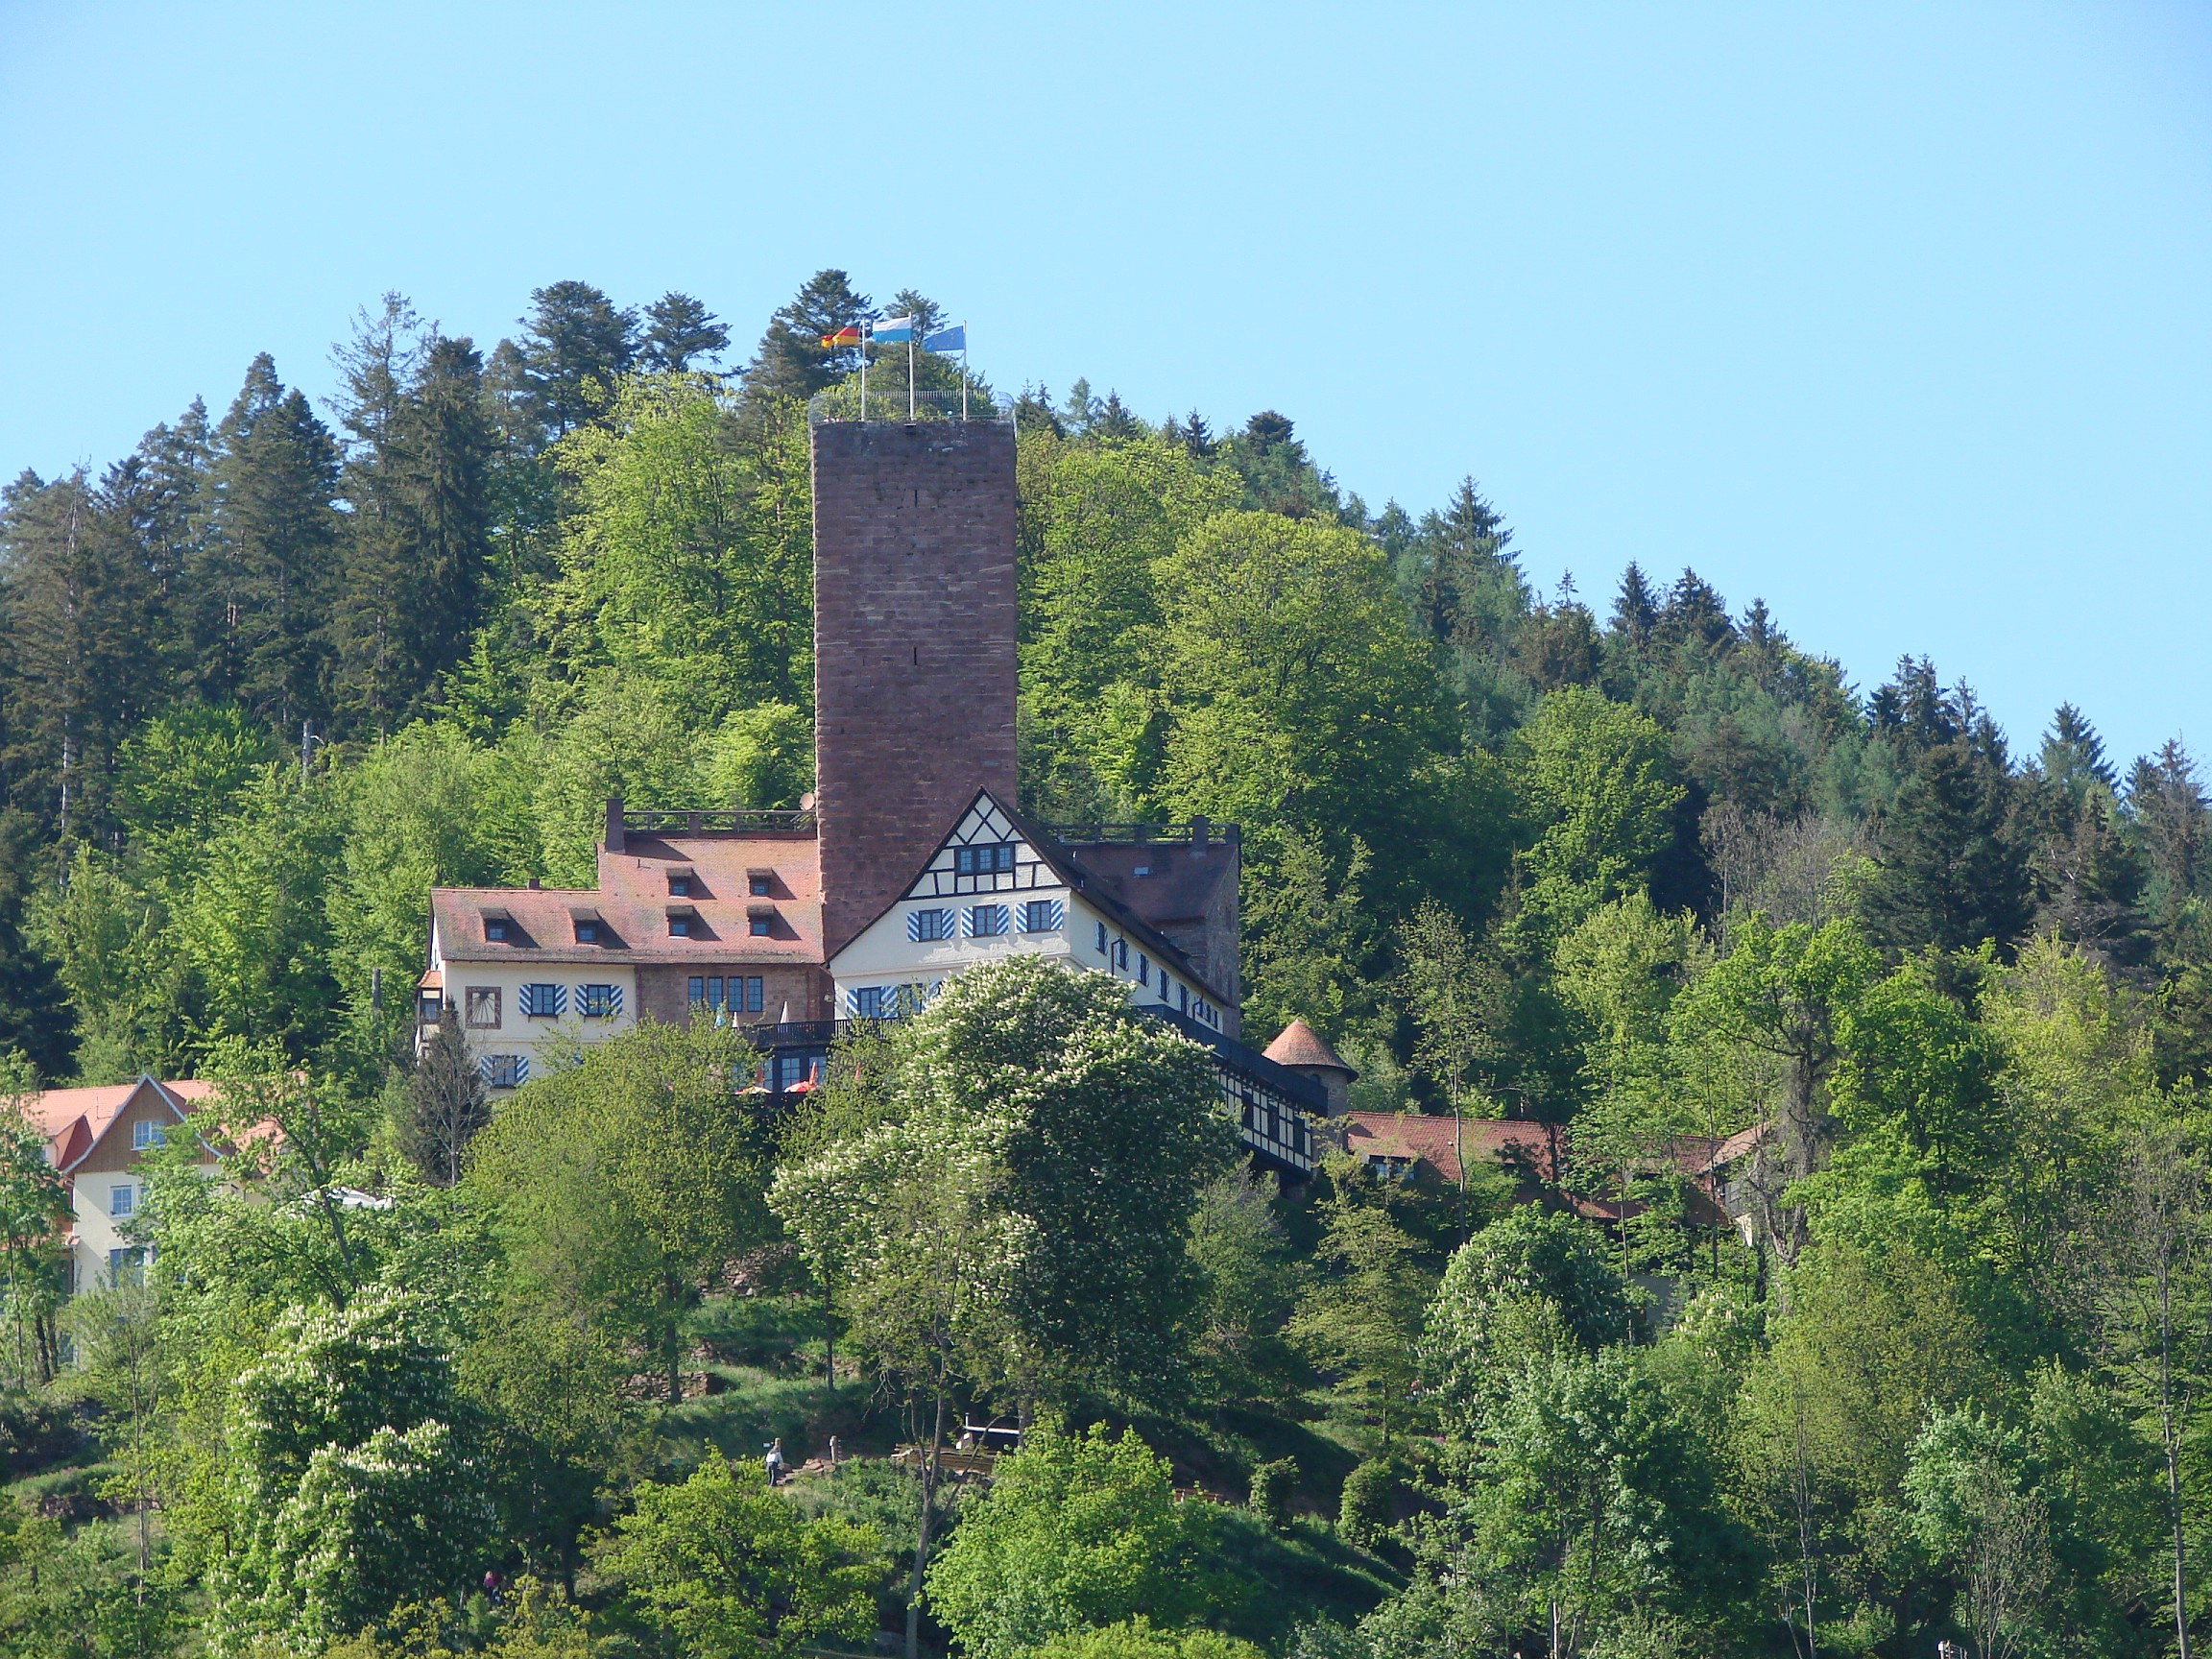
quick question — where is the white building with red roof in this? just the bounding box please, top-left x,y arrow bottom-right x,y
17,1076 -> 215,1290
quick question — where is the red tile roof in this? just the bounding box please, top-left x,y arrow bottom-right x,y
432,831 -> 823,967
1342,1112 -> 1563,1187
1262,1019 -> 1357,1076
15,1077 -> 215,1173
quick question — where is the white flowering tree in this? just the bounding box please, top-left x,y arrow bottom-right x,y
205,1286 -> 493,1654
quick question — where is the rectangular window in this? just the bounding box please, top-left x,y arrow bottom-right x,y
744,975 -> 764,1013
1112,939 -> 1128,971
750,873 -> 773,897
1193,998 -> 1216,1027
668,876 -> 690,897
418,992 -> 443,1024
749,916 -> 772,937
479,1053 -> 528,1088
954,843 -> 1016,876
1020,900 -> 1065,933
109,1184 -> 135,1218
465,986 -> 501,1029
578,983 -> 622,1020
966,904 -> 1009,938
1138,953 -> 1150,986
108,1246 -> 146,1286
1096,920 -> 1108,953
848,986 -> 889,1019
668,915 -> 691,936
575,919 -> 600,944
132,1120 -> 166,1151
519,982 -> 565,1019
908,908 -> 955,943
485,918 -> 509,942
1179,982 -> 1190,1015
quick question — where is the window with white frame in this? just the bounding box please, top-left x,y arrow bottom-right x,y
109,1184 -> 135,1218
520,982 -> 565,1019
1021,900 -> 1064,933
966,904 -> 1009,938
132,1120 -> 167,1151
1112,939 -> 1128,971
908,908 -> 955,943
578,983 -> 622,1020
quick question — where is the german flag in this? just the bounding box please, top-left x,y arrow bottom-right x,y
818,325 -> 863,349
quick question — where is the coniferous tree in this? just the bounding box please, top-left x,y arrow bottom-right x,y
637,292 -> 729,373
2129,740 -> 2207,918
1608,563 -> 1659,647
1865,725 -> 2033,956
505,281 -> 637,444
188,357 -> 343,733
744,269 -> 872,401
401,1006 -> 489,1188
330,331 -> 494,732
2041,703 -> 2117,800
0,469 -> 158,838
0,812 -> 73,1079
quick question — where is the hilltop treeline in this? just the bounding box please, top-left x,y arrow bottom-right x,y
1,271 -> 2211,1654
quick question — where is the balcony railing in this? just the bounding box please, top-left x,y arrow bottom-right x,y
621,808 -> 816,835
806,387 -> 1018,426
1045,819 -> 1240,849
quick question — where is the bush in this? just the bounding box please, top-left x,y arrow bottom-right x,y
1248,1456 -> 1298,1533
1026,1618 -> 1267,1659
1336,1459 -> 1396,1547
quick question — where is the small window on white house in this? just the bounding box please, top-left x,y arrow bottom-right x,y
849,986 -> 890,1019
909,908 -> 955,943
485,918 -> 509,942
519,983 -> 565,1019
109,1184 -> 135,1218
1095,921 -> 1108,953
1138,954 -> 1150,986
1021,900 -> 1064,933
966,904 -> 1009,939
132,1121 -> 166,1151
480,1053 -> 528,1089
954,844 -> 1016,876
578,984 -> 622,1020
1112,939 -> 1129,971
1179,982 -> 1190,1015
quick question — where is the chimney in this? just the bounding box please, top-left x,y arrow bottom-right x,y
604,795 -> 625,854
1191,815 -> 1210,849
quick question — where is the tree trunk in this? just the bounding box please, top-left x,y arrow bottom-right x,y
664,1269 -> 685,1405
905,1386 -> 948,1659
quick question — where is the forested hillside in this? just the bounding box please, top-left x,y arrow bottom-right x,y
1,271 -> 2210,1656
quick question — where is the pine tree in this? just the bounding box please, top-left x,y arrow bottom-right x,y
401,1006 -> 489,1187
0,812 -> 73,1079
2041,704 -> 2115,799
506,280 -> 637,443
188,356 -> 343,732
1654,569 -> 1735,651
744,269 -> 872,401
637,292 -> 729,373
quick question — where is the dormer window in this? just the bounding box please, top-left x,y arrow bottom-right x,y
576,921 -> 599,944
669,915 -> 691,937
483,908 -> 513,942
748,870 -> 774,897
669,877 -> 690,898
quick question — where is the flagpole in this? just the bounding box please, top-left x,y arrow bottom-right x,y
860,322 -> 868,420
961,325 -> 969,421
907,330 -> 915,420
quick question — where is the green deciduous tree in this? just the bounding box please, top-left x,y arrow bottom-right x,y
595,1453 -> 881,1659
924,1425 -> 1221,1659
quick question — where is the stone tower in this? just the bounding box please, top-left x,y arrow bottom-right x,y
811,419 -> 1020,957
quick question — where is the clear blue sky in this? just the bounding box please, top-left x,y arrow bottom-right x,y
3,2 -> 2207,769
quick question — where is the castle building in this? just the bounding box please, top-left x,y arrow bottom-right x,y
422,412 -> 1322,1175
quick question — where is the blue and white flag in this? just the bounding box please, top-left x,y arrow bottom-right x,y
923,324 -> 967,354
871,315 -> 915,344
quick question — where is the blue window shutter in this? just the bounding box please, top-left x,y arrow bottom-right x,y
477,1054 -> 496,1083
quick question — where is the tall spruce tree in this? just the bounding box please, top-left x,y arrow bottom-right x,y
0,469 -> 161,841
330,325 -> 494,732
188,357 -> 343,733
744,269 -> 872,401
1609,563 -> 1659,643
2129,740 -> 2208,918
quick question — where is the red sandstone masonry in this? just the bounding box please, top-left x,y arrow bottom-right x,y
812,421 -> 1019,956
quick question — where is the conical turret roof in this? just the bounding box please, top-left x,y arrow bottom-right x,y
1262,1018 -> 1357,1078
